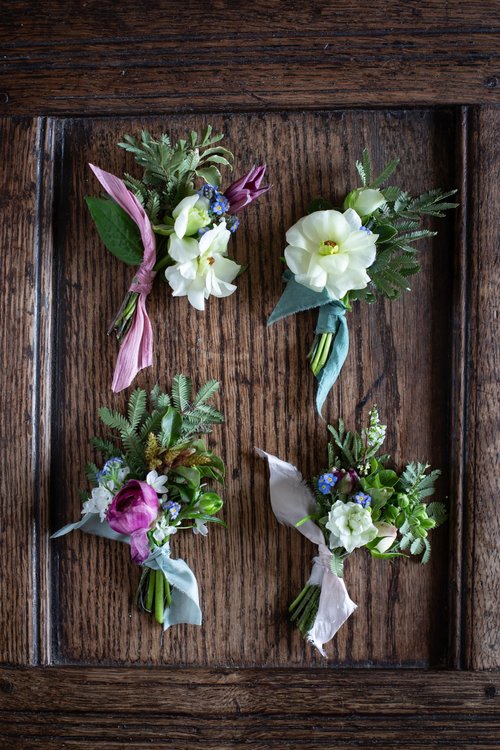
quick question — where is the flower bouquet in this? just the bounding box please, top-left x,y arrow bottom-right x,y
268,150 -> 457,413
258,407 -> 446,655
87,126 -> 269,391
52,376 -> 226,628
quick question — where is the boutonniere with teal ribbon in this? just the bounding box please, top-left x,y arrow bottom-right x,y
268,151 -> 457,415
52,376 -> 226,630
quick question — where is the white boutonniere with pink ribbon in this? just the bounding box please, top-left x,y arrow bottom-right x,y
86,127 -> 269,392
258,407 -> 447,656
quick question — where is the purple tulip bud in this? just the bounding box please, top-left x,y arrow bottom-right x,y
223,165 -> 270,213
335,468 -> 359,495
107,479 -> 159,564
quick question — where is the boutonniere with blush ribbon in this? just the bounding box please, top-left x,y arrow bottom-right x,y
87,127 -> 269,391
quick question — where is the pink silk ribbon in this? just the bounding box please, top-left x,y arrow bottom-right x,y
89,164 -> 157,392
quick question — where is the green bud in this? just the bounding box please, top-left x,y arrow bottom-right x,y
198,492 -> 223,515
344,187 -> 386,218
397,493 -> 410,509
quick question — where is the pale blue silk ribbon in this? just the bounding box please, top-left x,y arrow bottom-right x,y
268,272 -> 349,415
52,515 -> 202,629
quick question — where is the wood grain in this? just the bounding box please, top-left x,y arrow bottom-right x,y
0,667 -> 499,748
0,117 -> 41,664
0,1 -> 499,114
464,106 -> 500,670
47,110 -> 457,666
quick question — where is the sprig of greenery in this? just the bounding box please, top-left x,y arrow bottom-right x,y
351,149 -> 458,303
118,126 -> 234,217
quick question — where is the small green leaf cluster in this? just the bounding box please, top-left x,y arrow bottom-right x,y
86,376 -> 225,536
118,126 -> 234,220
351,149 -> 458,303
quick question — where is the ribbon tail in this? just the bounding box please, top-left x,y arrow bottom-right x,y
145,552 -> 202,629
315,313 -> 349,416
111,292 -> 153,392
268,274 -> 333,325
51,513 -> 129,544
307,563 -> 357,656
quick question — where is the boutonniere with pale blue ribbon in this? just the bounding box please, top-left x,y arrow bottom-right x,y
268,151 -> 457,415
258,407 -> 447,656
52,376 -> 226,630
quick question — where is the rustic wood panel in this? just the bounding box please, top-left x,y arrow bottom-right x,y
0,667 -> 499,748
0,1 -> 499,115
47,110 -> 457,666
464,106 -> 500,670
0,117 -> 42,664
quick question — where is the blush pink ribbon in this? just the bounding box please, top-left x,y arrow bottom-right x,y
90,164 -> 157,392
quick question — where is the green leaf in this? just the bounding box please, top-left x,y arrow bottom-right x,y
196,166 -> 222,186
160,407 -> 182,447
127,389 -> 147,432
85,197 -> 143,266
171,374 -> 192,412
370,158 -> 400,188
330,551 -> 345,578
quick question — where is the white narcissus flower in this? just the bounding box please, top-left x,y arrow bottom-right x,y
172,194 -> 211,238
325,500 -> 378,553
146,470 -> 168,495
166,220 -> 240,311
284,208 -> 378,299
82,486 -> 114,522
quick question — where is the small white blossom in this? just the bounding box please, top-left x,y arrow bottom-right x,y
82,486 -> 114,522
165,220 -> 240,311
146,470 -> 169,495
284,208 -> 377,300
172,194 -> 211,238
152,514 -> 178,543
344,187 -> 386,217
325,500 -> 378,553
193,519 -> 208,536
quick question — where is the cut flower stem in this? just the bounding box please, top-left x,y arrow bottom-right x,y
309,333 -> 333,376
289,583 -> 321,637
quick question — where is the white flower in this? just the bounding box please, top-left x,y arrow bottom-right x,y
344,188 -> 386,217
172,194 -> 211,238
146,470 -> 168,495
325,500 -> 378,553
193,519 -> 208,536
82,486 -> 114,522
152,515 -> 178,543
284,208 -> 377,299
165,221 -> 240,310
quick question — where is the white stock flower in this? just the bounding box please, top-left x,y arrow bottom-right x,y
146,470 -> 169,495
284,208 -> 377,299
172,194 -> 211,238
325,500 -> 378,553
82,486 -> 114,522
166,220 -> 240,310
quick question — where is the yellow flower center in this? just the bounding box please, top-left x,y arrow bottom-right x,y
318,240 -> 340,256
207,256 -> 215,265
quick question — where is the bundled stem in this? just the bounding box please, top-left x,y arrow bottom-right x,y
137,568 -> 172,626
308,333 -> 333,376
289,584 -> 321,637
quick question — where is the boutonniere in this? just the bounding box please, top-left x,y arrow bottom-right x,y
87,127 -> 269,391
258,406 -> 446,655
53,376 -> 226,629
268,151 -> 457,414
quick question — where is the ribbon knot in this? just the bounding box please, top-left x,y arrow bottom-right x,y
130,266 -> 157,295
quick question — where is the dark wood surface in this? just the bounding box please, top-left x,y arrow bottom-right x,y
0,1 -> 499,114
44,110 -> 454,667
0,667 -> 499,748
0,1 -> 499,747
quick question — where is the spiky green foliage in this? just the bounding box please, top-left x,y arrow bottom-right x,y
118,126 -> 234,217
349,149 -> 458,303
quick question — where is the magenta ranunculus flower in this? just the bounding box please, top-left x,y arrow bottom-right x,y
107,479 -> 159,564
223,165 -> 269,213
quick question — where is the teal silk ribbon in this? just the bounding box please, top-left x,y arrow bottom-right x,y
268,272 -> 349,415
51,515 -> 202,629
